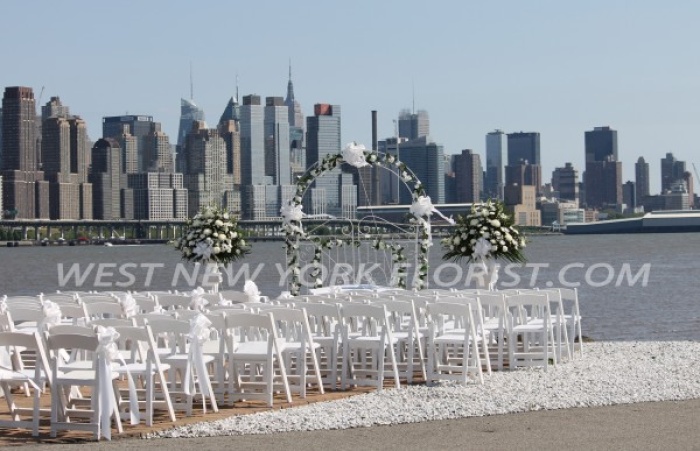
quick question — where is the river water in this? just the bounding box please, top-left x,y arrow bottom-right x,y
1,233 -> 698,341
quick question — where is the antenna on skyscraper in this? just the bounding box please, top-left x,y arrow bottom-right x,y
412,80 -> 415,114
235,73 -> 239,104
289,58 -> 292,81
189,62 -> 194,100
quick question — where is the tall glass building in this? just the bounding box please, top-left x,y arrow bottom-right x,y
397,136 -> 445,205
175,99 -> 205,173
485,129 -> 505,199
306,104 -> 344,216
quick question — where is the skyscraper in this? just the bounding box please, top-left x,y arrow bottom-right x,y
397,136 -> 444,205
584,126 -> 622,208
485,130 -> 505,199
507,132 -> 540,165
585,126 -> 618,163
102,115 -> 157,173
90,138 -> 122,220
585,157 -> 622,208
39,96 -> 94,220
398,109 -> 429,141
183,121 -> 233,216
306,104 -> 343,215
239,95 -> 266,186
622,180 -> 637,209
264,96 -> 290,186
660,152 -> 686,193
284,61 -> 304,129
551,162 -> 579,203
176,99 -> 205,173
143,122 -> 174,173
454,149 -> 482,203
1,86 -> 47,219
635,156 -> 650,200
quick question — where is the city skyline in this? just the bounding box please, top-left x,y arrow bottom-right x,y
1,1 -> 698,195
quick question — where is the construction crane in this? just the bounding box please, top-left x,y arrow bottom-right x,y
693,163 -> 700,183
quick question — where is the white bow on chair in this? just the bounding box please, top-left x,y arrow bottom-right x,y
119,294 -> 137,318
95,326 -> 140,439
244,280 -> 262,303
38,300 -> 62,332
189,287 -> 208,311
183,314 -> 212,399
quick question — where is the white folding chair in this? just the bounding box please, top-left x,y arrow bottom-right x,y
225,312 -> 292,407
303,302 -> 342,390
111,324 -> 176,425
145,315 -> 218,416
265,307 -> 324,398
372,299 -> 426,383
46,332 -> 123,440
0,331 -> 51,436
340,303 -> 400,391
559,288 -> 583,358
505,294 -> 556,371
425,302 -> 484,385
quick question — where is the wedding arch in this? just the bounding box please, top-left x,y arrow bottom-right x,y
281,143 -> 453,296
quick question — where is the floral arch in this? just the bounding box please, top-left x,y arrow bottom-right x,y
281,143 -> 454,296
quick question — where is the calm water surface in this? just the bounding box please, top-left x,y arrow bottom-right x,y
1,233 -> 698,341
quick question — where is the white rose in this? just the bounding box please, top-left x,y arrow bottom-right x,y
203,228 -> 212,236
239,239 -> 246,246
231,232 -> 238,239
491,219 -> 501,228
215,219 -> 224,227
460,247 -> 466,253
223,213 -> 230,220
483,232 -> 490,239
453,237 -> 461,245
470,219 -> 479,226
218,234 -> 227,241
491,245 -> 498,252
502,246 -> 508,252
213,246 -> 221,254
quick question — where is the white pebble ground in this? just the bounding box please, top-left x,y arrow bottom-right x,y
149,341 -> 700,439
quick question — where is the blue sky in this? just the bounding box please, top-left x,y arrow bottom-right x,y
2,0 -> 699,193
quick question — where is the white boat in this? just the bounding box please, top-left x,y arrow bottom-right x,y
104,242 -> 113,247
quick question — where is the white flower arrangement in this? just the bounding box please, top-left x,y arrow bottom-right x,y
442,200 -> 526,263
172,205 -> 249,266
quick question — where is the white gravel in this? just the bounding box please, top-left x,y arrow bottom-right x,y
149,341 -> 700,438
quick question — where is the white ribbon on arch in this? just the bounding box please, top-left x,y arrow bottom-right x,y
341,142 -> 369,168
409,195 -> 456,244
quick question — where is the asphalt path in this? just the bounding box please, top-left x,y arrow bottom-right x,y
9,399 -> 700,451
